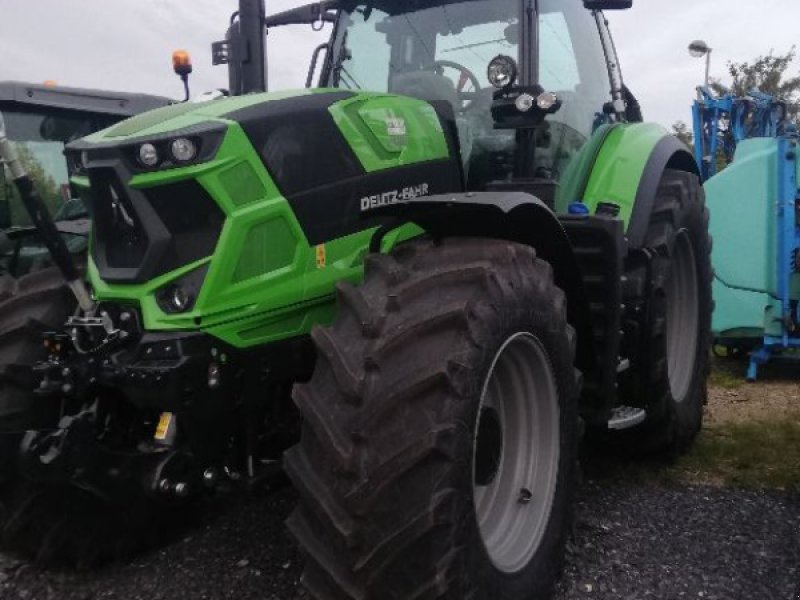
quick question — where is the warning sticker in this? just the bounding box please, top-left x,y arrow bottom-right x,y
155,412 -> 173,441
316,244 -> 327,269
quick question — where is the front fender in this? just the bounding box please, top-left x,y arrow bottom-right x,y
581,123 -> 698,248
371,192 -> 596,376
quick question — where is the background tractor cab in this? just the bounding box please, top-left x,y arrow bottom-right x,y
0,81 -> 169,276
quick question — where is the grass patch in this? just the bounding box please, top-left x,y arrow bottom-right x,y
581,415 -> 800,491
678,417 -> 800,489
707,367 -> 745,390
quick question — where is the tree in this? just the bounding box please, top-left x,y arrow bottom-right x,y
3,143 -> 62,228
710,47 -> 800,124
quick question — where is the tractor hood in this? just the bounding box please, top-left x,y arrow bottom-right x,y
63,87 -> 463,345
78,89 -> 333,142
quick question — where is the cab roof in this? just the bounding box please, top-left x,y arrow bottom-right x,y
0,81 -> 170,117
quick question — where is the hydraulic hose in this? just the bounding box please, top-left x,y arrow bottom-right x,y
0,111 -> 93,311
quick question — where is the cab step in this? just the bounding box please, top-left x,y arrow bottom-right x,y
607,406 -> 646,430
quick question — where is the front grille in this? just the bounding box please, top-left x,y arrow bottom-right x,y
85,167 -> 225,283
89,168 -> 150,270
144,181 -> 225,273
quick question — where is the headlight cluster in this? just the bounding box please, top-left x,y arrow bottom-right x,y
514,91 -> 561,114
66,122 -> 226,176
156,264 -> 209,315
136,137 -> 198,169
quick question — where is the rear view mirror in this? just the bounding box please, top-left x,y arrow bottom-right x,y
583,0 -> 632,9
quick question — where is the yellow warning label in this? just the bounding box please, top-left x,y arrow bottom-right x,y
155,412 -> 173,441
315,244 -> 327,269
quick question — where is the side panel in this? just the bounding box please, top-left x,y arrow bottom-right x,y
329,95 -> 450,172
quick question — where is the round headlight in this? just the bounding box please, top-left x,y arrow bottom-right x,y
487,55 -> 518,89
170,138 -> 197,163
168,285 -> 192,313
515,93 -> 535,113
138,143 -> 159,167
537,92 -> 559,112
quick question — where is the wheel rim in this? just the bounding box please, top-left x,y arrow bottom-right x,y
665,230 -> 699,401
473,332 -> 560,574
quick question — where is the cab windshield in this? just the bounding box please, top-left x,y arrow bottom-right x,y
328,0 -> 519,183
0,108 -> 115,276
330,0 -> 519,97
0,109 -> 108,229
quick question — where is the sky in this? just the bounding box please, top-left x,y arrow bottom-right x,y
1,0 -> 798,130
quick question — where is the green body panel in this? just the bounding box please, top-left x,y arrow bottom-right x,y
554,124 -> 617,214
329,95 -> 450,172
579,122 -> 670,228
706,138 -> 787,339
76,90 -> 439,349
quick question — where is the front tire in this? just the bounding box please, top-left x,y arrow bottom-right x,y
286,238 -> 579,599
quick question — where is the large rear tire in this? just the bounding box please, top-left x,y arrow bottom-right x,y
0,267 -> 74,447
0,483 -> 189,568
620,169 -> 712,455
286,238 -> 579,599
0,267 -> 186,567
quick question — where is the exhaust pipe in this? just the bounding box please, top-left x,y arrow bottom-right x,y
0,111 -> 94,312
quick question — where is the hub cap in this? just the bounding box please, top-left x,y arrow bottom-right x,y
473,332 -> 560,574
664,231 -> 699,401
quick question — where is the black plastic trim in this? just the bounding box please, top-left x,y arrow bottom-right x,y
627,136 -> 698,248
67,121 -> 227,174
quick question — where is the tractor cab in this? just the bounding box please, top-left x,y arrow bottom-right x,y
305,0 -> 636,207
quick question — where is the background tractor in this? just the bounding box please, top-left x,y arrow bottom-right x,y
0,81 -> 168,536
0,1 -> 711,598
0,82 -> 169,433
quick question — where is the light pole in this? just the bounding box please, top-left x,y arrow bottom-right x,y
689,40 -> 713,88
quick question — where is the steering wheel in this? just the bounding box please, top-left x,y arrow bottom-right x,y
432,60 -> 483,110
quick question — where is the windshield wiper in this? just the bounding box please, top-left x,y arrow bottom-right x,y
441,38 -> 507,53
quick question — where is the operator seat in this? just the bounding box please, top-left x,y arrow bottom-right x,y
390,71 -> 461,114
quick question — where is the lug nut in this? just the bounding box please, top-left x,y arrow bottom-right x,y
208,363 -> 221,389
203,468 -> 219,488
158,478 -> 171,493
173,482 -> 189,497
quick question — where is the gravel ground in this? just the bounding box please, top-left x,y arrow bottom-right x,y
1,475 -> 797,600
2,376 -> 798,600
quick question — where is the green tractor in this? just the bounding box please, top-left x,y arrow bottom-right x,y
1,0 -> 711,597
